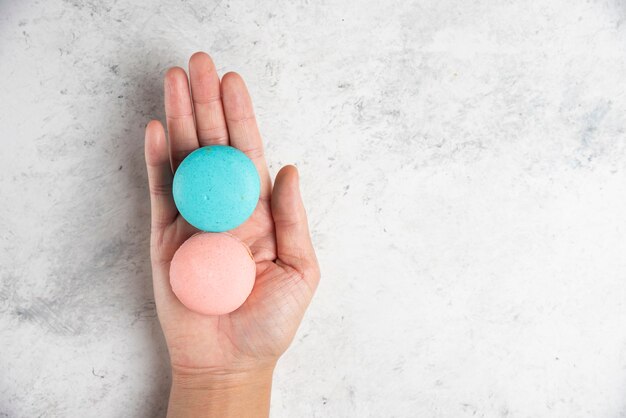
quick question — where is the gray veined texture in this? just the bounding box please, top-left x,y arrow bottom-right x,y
2,0 -> 626,417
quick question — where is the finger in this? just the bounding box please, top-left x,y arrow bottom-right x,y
144,120 -> 176,232
164,67 -> 198,171
271,165 -> 319,288
221,72 -> 272,199
188,52 -> 229,146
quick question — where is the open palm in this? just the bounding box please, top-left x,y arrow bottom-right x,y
144,52 -> 320,377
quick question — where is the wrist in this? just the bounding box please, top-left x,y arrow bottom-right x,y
171,364 -> 276,390
167,365 -> 275,418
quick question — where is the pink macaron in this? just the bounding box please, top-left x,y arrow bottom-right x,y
169,232 -> 256,315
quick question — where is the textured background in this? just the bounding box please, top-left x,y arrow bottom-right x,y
2,0 -> 626,417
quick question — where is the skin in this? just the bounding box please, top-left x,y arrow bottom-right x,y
144,52 -> 320,418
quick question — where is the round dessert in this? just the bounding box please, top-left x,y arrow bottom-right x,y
173,145 -> 260,232
169,232 -> 256,316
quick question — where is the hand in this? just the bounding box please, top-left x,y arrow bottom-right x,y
144,52 -> 320,417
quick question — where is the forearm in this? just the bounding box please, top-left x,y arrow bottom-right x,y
166,366 -> 275,418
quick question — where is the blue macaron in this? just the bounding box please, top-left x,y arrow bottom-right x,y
173,146 -> 260,232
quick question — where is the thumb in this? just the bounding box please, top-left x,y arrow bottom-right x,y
271,165 -> 320,287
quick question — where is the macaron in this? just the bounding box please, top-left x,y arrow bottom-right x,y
169,232 -> 256,316
173,145 -> 260,232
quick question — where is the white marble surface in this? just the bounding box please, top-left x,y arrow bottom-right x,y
2,0 -> 626,416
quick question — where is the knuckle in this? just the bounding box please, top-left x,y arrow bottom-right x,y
241,146 -> 264,160
149,182 -> 172,196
